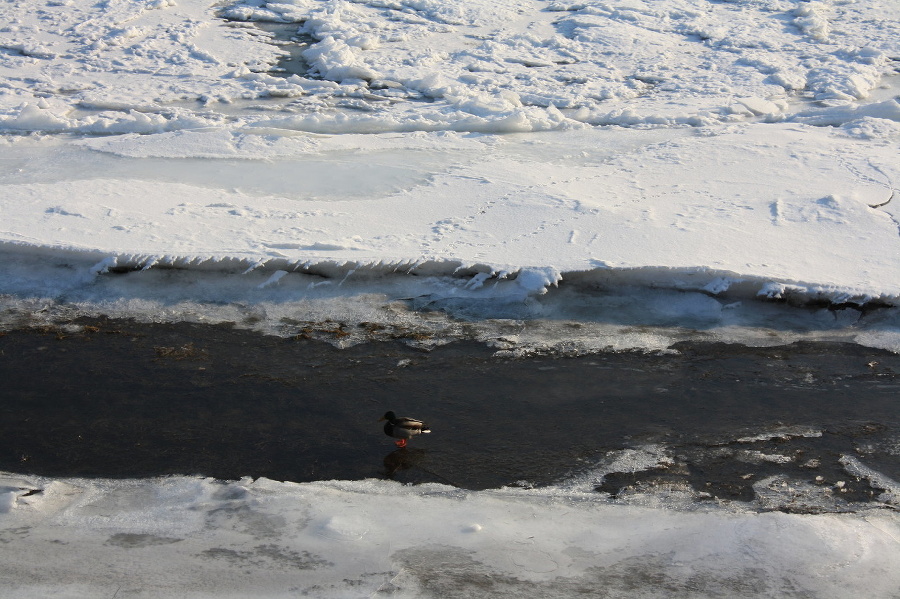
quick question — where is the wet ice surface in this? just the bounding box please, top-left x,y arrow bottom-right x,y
1,318 -> 898,502
3,254 -> 900,505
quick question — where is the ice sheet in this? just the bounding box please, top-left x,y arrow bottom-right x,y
1,472 -> 898,598
3,0 -> 900,132
1,0 -> 898,343
1,124 -> 898,289
1,122 -> 897,353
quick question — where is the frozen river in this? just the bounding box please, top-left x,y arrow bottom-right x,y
2,0 -> 899,595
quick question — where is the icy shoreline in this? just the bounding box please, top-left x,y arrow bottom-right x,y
2,123 -> 897,354
3,124 -> 898,289
4,238 -> 899,306
2,244 -> 899,355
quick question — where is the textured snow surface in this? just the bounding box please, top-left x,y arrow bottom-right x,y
2,0 -> 899,312
1,473 -> 899,598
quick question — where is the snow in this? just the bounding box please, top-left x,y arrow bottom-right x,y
2,472 -> 899,598
2,122 -> 897,353
1,0 -> 900,594
1,0 -> 898,314
1,124 -> 898,294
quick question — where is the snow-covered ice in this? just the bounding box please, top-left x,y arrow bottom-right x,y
2,472 -> 899,598
1,0 -> 899,355
2,0 -> 900,595
1,0 -> 898,303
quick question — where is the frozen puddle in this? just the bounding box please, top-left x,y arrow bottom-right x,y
1,473 -> 899,598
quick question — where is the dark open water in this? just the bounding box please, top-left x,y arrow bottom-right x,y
1,318 -> 898,508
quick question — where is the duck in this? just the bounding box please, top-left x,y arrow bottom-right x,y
379,411 -> 431,448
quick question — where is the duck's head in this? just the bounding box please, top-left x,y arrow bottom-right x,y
379,411 -> 397,422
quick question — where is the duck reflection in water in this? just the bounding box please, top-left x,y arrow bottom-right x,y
382,447 -> 427,478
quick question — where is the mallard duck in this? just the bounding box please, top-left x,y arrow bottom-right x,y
379,411 -> 431,448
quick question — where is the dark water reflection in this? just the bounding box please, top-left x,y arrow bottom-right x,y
1,318 -> 898,498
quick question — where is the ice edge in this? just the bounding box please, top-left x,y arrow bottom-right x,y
2,242 -> 892,309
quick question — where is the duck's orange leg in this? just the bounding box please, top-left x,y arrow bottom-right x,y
395,439 -> 407,448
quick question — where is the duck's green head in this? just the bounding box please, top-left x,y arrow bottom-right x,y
380,411 -> 396,422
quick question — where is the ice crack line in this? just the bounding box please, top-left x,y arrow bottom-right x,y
867,187 -> 899,239
841,157 -> 899,237
868,188 -> 894,210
